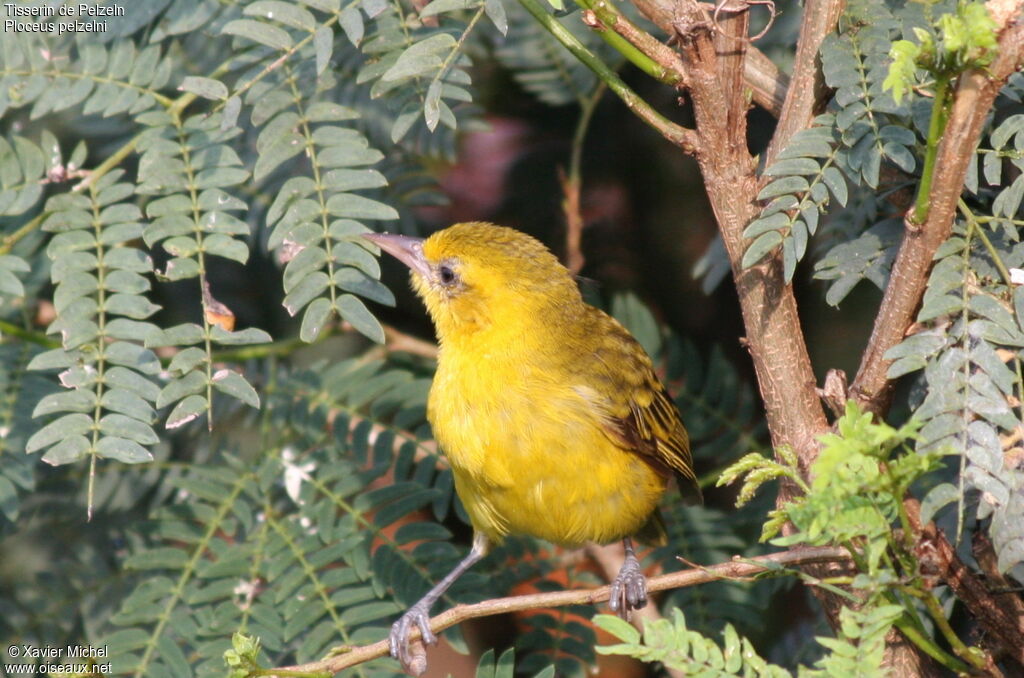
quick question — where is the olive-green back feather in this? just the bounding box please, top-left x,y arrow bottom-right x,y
570,306 -> 703,506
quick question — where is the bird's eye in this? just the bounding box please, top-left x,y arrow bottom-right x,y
438,265 -> 456,285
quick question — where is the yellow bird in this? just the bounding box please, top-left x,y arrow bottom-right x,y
364,222 -> 701,674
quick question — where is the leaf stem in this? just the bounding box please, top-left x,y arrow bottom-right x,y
517,0 -> 697,151
72,129 -> 145,194
905,585 -> 987,671
0,211 -> 47,255
959,198 -> 1013,287
0,320 -> 58,348
86,182 -> 109,522
957,224 -> 973,540
574,0 -> 681,85
912,75 -> 951,223
432,5 -> 487,89
841,539 -> 968,671
890,612 -> 971,673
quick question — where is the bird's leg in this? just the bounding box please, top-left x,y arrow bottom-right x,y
389,532 -> 490,675
609,537 -> 648,617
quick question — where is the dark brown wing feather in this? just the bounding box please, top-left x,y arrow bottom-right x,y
572,307 -> 703,506
620,385 -> 702,504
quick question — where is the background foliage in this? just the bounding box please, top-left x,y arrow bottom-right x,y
0,0 -> 1021,676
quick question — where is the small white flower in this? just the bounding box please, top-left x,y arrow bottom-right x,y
282,447 -> 316,505
234,578 -> 259,610
1010,268 -> 1024,286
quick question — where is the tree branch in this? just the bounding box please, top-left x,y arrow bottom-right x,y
971,534 -> 1024,669
672,0 -> 829,471
908,498 -> 1024,670
761,0 -> 845,166
850,3 -> 1024,415
663,4 -> 945,672
519,0 -> 700,152
580,0 -> 690,87
630,0 -> 789,116
263,546 -> 852,677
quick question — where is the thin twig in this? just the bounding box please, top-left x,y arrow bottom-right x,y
519,0 -> 699,152
0,211 -> 47,255
711,0 -> 777,43
559,169 -> 586,275
0,319 -> 58,348
381,323 -> 439,359
579,0 -> 689,87
264,546 -> 852,677
559,83 -> 605,276
579,5 -> 683,85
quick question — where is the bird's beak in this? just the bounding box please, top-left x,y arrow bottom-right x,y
363,233 -> 432,279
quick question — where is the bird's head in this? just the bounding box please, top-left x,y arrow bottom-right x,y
364,222 -> 581,342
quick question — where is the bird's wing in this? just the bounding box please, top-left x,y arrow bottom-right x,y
571,309 -> 702,505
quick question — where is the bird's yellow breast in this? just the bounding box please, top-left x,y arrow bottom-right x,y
428,347 -> 667,548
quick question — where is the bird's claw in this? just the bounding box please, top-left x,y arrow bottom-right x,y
609,555 -> 648,618
389,603 -> 437,675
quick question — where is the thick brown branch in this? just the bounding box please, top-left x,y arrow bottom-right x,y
761,0 -> 845,166
265,547 -> 851,677
631,0 -> 789,115
850,6 -> 1024,415
712,0 -> 751,131
673,0 -> 829,470
667,2 -> 925,669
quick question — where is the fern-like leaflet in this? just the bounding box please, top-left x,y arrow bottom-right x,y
822,0 -> 915,189
744,115 -> 849,281
139,111 -> 270,431
886,220 -> 1024,573
27,169 -> 162,517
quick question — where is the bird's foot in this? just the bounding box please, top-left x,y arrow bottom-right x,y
609,550 -> 648,618
388,601 -> 437,676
